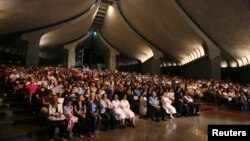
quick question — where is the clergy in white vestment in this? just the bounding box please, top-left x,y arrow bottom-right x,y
120,95 -> 135,127
112,95 -> 126,127
161,92 -> 176,119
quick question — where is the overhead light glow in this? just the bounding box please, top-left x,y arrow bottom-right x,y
241,57 -> 248,66
167,62 -> 171,66
190,53 -> 195,60
198,46 -> 205,56
237,59 -> 243,67
230,60 -> 238,68
221,61 -> 228,68
193,51 -> 198,59
180,45 -> 205,65
196,49 -> 201,57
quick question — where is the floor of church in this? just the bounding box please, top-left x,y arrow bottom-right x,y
9,110 -> 250,141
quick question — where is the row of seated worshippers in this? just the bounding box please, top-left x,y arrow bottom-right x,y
138,86 -> 200,122
3,65 -> 250,113
203,82 -> 250,111
2,65 -> 250,115
1,65 -> 250,138
44,92 -> 136,141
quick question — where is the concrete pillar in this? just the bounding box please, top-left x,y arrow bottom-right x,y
64,35 -> 89,68
141,48 -> 163,74
210,56 -> 221,80
22,32 -> 43,67
107,48 -> 119,71
141,58 -> 161,74
96,31 -> 120,71
64,43 -> 77,68
171,0 -> 221,79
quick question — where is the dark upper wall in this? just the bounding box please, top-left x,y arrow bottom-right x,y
222,66 -> 250,83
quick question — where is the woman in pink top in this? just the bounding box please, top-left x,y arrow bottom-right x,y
25,77 -> 39,103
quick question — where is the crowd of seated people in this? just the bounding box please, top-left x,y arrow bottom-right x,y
0,64 -> 250,140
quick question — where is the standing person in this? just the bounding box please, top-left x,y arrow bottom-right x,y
174,86 -> 183,117
239,92 -> 249,112
120,95 -> 136,128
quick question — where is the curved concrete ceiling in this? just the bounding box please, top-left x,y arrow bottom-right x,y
178,0 -> 250,66
119,0 -> 204,61
101,4 -> 153,63
39,3 -> 99,47
0,0 -> 95,35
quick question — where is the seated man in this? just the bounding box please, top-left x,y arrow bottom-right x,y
149,91 -> 165,122
183,92 -> 200,116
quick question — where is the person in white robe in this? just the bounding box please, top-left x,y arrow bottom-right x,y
112,95 -> 126,127
121,95 -> 135,127
139,93 -> 147,117
161,92 -> 176,119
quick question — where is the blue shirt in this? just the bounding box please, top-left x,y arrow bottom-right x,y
91,102 -> 97,112
149,96 -> 159,107
134,89 -> 141,96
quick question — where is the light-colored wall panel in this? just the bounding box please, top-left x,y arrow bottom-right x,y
40,5 -> 98,47
101,5 -> 153,63
178,0 -> 250,61
0,0 -> 95,34
119,0 -> 203,61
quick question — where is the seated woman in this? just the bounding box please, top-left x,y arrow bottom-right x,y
161,92 -> 176,119
48,96 -> 67,141
73,95 -> 93,138
63,100 -> 78,139
120,94 -> 136,128
112,95 -> 126,127
86,94 -> 100,133
99,93 -> 116,130
25,77 -> 39,103
139,93 -> 147,119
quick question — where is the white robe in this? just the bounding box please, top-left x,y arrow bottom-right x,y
161,96 -> 176,114
112,100 -> 126,120
120,100 -> 135,119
